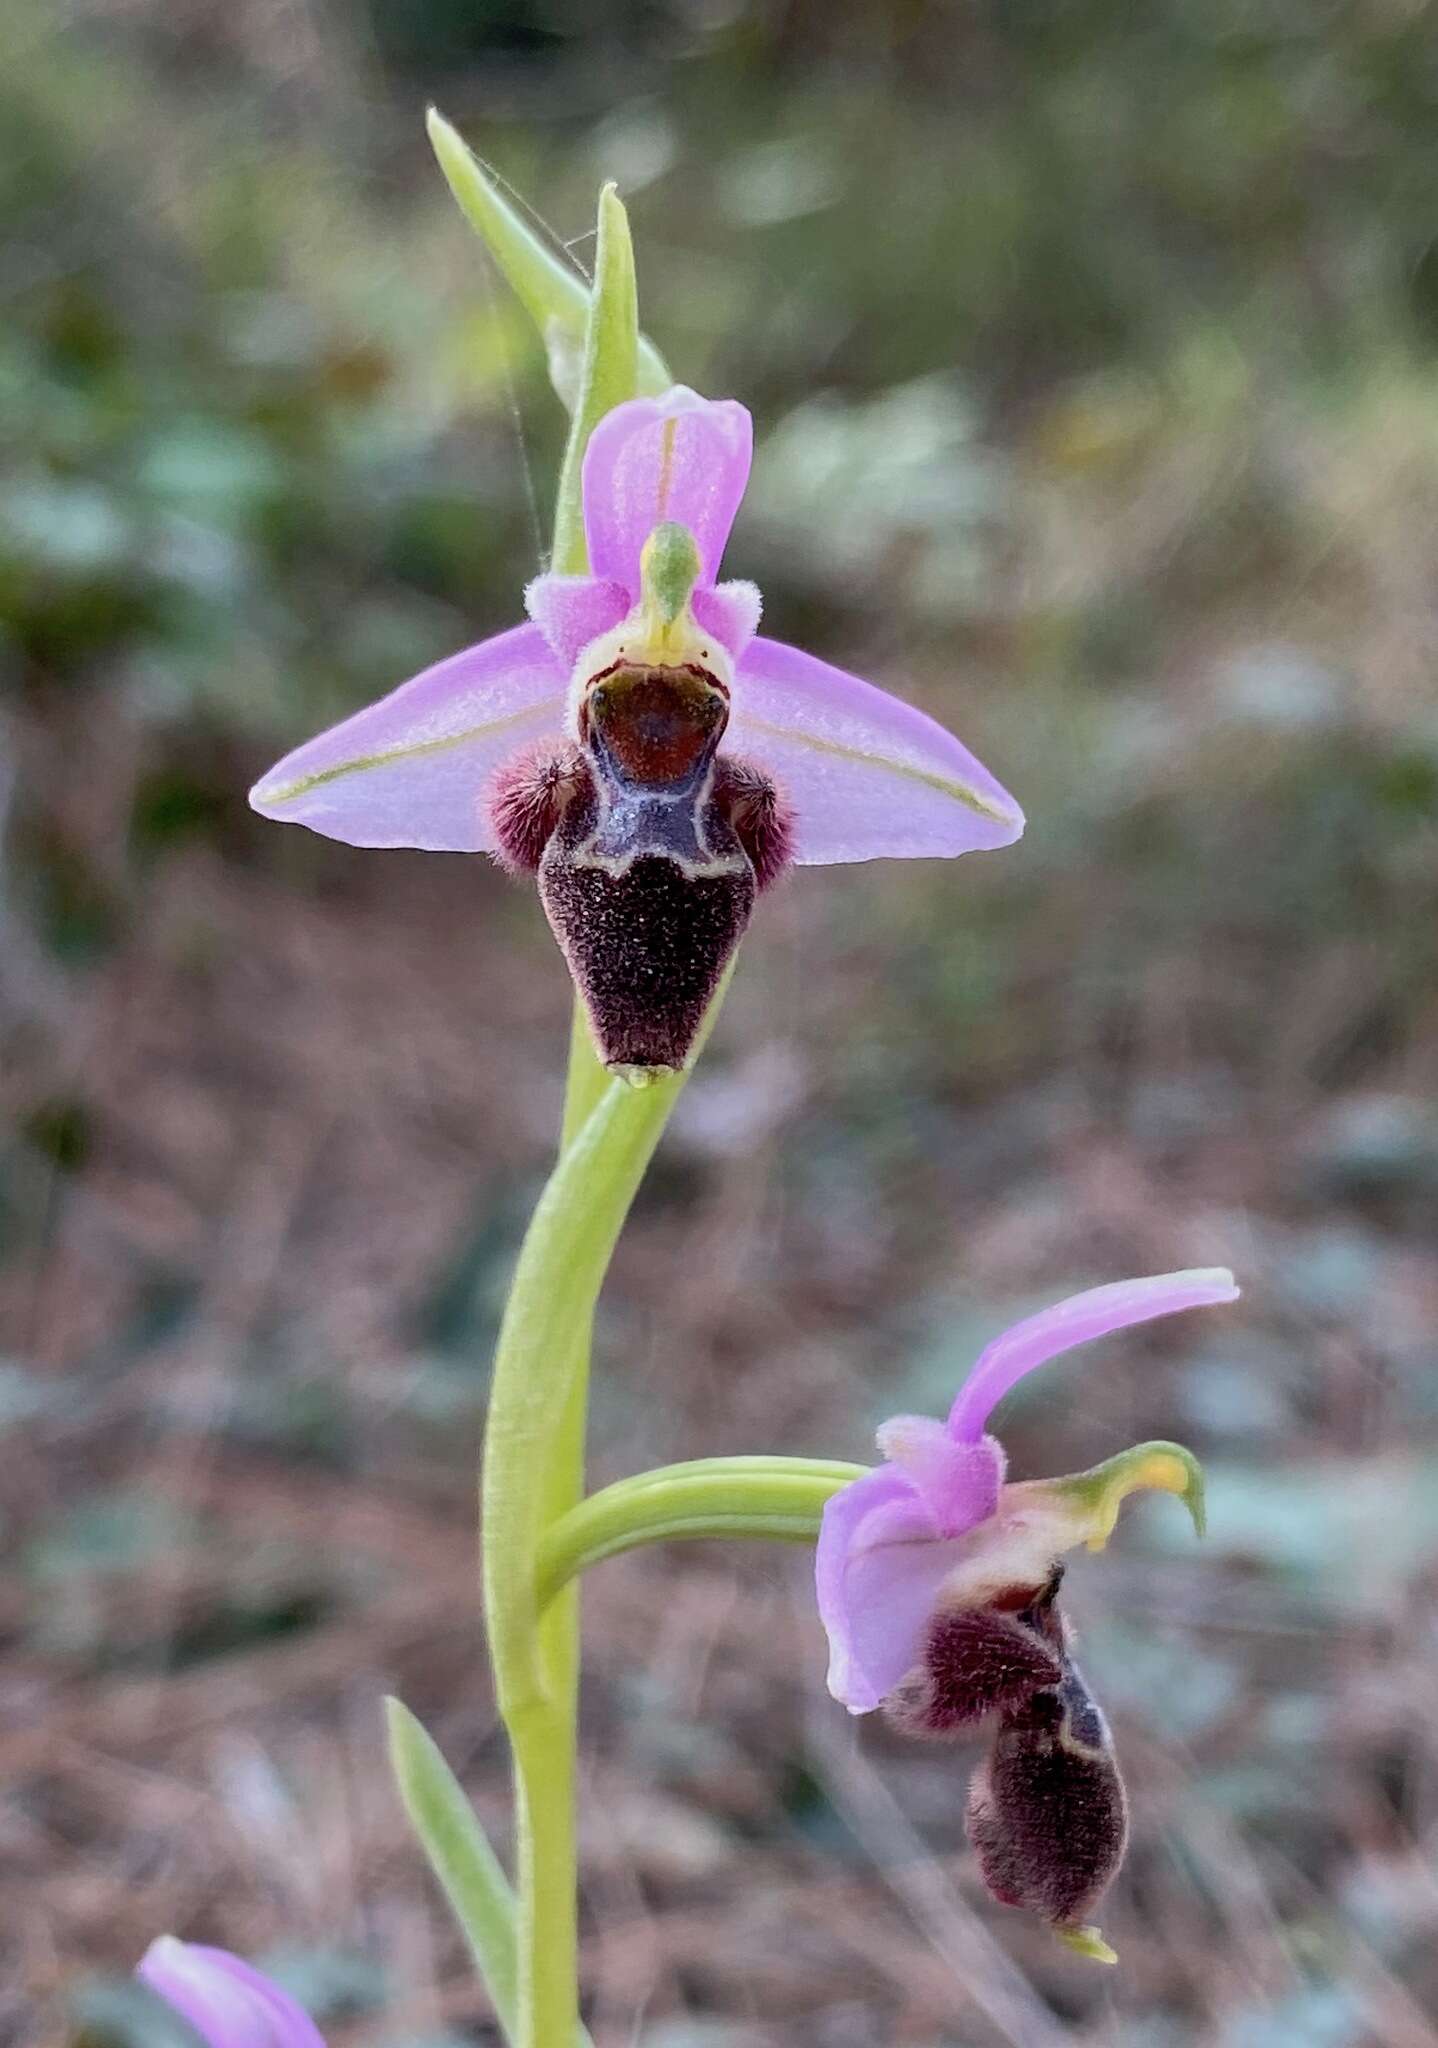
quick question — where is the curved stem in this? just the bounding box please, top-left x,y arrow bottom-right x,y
493,941 -> 738,2047
537,1457 -> 867,1607
517,975 -> 610,2048
480,182 -> 652,2048
484,1076 -> 693,1708
485,1066 -> 684,2046
561,999 -> 612,1150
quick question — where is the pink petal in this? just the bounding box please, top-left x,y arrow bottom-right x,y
249,624 -> 565,852
817,1465 -> 996,1713
524,573 -> 631,668
946,1269 -> 1241,1445
692,580 -> 762,661
728,637 -> 1024,864
872,1417 -> 1004,1536
583,387 -> 753,591
138,1938 -> 326,2048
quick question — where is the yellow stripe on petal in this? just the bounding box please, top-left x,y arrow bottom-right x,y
725,632 -> 1026,862
736,710 -> 1024,825
247,623 -> 567,852
255,701 -> 553,807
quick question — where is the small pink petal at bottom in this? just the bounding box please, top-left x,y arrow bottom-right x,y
138,1938 -> 327,2048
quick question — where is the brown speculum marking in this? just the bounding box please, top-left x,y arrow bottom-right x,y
490,662 -> 793,1073
580,662 -> 727,785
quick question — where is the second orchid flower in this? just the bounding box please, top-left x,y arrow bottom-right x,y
817,1268 -> 1239,1962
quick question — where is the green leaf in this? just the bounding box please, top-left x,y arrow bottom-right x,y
425,110 -> 669,416
385,1697 -> 596,2048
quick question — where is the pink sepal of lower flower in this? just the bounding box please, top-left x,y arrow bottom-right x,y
817,1268 -> 1238,1714
137,1937 -> 327,2048
248,384 -> 1023,867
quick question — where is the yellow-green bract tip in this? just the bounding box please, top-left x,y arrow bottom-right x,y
425,107 -> 670,409
1057,1923 -> 1119,1966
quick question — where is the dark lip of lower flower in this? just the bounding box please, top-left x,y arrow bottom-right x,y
880,1564 -> 1130,1954
883,1598 -> 1065,1739
966,1640 -> 1130,1953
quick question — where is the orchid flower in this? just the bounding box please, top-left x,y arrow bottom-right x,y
137,1938 -> 325,2048
816,1268 -> 1239,1961
251,386 -> 1023,1074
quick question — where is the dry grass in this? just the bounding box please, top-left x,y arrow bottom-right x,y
5,723 -> 1438,2045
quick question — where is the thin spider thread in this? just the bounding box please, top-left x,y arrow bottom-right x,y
475,242 -> 546,572
456,149 -> 601,568
464,141 -> 595,283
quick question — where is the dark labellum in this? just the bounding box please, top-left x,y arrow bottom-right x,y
541,806 -> 756,1071
965,1650 -> 1129,1931
490,662 -> 792,1072
878,1568 -> 1129,1939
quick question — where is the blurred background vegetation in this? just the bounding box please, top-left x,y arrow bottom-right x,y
5,1 -> 1438,2043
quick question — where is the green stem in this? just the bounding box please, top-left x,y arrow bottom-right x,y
536,1457 -> 867,1606
493,956 -> 738,2047
480,179 -> 649,2048
484,1080 -> 695,1706
561,999 -> 611,1150
485,1068 -> 686,2044
520,1011 -> 606,2048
